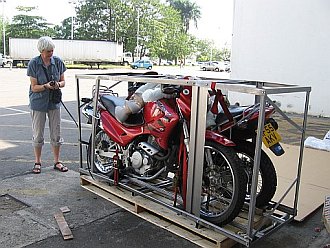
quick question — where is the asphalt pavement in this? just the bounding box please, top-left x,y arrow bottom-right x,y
0,67 -> 329,248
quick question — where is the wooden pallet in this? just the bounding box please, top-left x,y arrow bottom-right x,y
80,175 -> 265,248
323,195 -> 330,233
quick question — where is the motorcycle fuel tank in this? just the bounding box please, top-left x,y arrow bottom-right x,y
143,100 -> 179,149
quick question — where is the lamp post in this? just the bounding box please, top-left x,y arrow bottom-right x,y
136,9 -> 139,59
68,0 -> 76,40
210,46 -> 213,61
0,0 -> 6,55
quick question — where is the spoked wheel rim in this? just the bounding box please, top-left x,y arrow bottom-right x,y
88,130 -> 115,175
200,145 -> 236,218
238,152 -> 264,199
234,140 -> 277,208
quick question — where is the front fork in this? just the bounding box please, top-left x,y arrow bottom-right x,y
177,102 -> 190,153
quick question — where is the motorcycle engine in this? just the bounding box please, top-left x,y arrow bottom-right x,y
129,141 -> 160,175
130,150 -> 151,175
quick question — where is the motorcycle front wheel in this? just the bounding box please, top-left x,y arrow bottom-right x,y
87,129 -> 116,176
200,141 -> 247,226
235,140 -> 277,208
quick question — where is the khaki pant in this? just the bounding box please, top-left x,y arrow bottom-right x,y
30,109 -> 63,147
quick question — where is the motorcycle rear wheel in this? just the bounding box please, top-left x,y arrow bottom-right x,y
235,140 -> 277,208
200,141 -> 247,226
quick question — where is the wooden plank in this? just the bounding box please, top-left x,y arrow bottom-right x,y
54,212 -> 73,240
80,176 -> 91,186
80,175 -> 264,248
135,204 -> 145,214
82,183 -> 219,247
60,206 -> 71,213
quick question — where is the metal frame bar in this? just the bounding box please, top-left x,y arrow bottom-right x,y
76,75 -> 83,169
186,84 -> 208,216
247,94 -> 266,236
75,72 -> 311,247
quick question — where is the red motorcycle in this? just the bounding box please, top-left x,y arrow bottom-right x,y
82,76 -> 247,226
208,87 -> 283,208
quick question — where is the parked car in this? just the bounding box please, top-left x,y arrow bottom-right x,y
0,54 -> 13,67
187,61 -> 200,66
192,61 -> 204,66
151,60 -> 158,65
200,61 -> 225,72
224,61 -> 231,73
159,60 -> 173,66
130,60 -> 153,70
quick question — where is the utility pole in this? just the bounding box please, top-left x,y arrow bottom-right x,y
1,0 -> 6,55
68,0 -> 76,40
136,9 -> 140,59
71,15 -> 74,40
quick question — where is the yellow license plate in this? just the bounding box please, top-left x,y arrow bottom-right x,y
262,123 -> 282,148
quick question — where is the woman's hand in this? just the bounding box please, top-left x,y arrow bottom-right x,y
47,81 -> 60,90
54,82 -> 60,90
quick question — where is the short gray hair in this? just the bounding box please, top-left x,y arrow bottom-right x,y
37,36 -> 55,53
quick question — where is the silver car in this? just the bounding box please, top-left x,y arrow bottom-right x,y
200,61 -> 225,72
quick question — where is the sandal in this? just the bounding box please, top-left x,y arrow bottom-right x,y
54,162 -> 68,172
32,163 -> 41,174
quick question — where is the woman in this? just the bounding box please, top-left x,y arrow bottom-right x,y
27,36 -> 68,173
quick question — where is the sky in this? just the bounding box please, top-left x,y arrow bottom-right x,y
2,0 -> 234,48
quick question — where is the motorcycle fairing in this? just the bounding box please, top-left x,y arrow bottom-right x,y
100,99 -> 179,150
205,130 -> 236,146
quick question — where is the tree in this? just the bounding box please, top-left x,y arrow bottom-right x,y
213,47 -> 231,61
141,0 -> 183,61
54,18 -> 73,39
72,0 -> 194,60
167,0 -> 201,33
65,0 -> 200,61
74,0 -> 119,41
194,39 -> 214,61
118,0 -> 176,58
193,39 -> 231,62
4,0 -> 210,64
8,6 -> 55,39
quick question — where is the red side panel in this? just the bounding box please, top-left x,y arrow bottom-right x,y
205,130 -> 236,146
100,111 -> 144,146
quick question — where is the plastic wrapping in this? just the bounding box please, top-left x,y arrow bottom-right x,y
304,130 -> 330,152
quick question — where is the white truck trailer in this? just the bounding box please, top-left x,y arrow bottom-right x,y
9,38 -> 132,68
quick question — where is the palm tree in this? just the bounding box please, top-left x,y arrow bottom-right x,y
167,0 -> 201,33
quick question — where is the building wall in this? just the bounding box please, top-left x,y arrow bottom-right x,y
230,0 -> 330,116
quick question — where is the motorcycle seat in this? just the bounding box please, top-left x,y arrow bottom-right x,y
100,95 -> 144,126
215,105 -> 246,124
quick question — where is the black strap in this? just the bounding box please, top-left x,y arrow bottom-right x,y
41,58 -> 56,82
41,63 -> 78,128
42,66 -> 51,82
61,100 -> 78,128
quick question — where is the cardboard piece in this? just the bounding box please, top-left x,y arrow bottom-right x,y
266,144 -> 330,221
